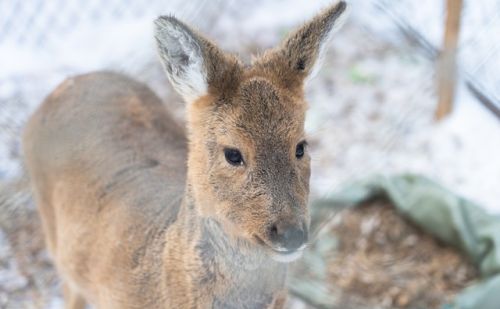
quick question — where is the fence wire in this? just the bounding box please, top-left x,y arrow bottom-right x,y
373,0 -> 500,116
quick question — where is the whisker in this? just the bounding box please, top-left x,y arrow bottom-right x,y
308,205 -> 351,246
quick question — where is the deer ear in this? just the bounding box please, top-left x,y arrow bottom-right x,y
155,16 -> 242,102
154,16 -> 207,102
255,1 -> 348,89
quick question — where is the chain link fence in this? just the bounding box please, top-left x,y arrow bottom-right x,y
372,0 -> 500,116
0,1 -> 499,307
0,0 -> 230,179
1,0 -> 499,187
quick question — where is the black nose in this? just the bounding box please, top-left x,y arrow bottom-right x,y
269,222 -> 307,251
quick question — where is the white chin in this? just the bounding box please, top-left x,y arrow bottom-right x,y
270,250 -> 303,263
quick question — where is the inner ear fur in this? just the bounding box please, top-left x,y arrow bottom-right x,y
155,16 -> 242,101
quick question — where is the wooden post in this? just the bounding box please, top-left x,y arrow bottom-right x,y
435,0 -> 463,120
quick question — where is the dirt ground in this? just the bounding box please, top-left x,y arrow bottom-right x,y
324,199 -> 478,309
0,180 -> 59,308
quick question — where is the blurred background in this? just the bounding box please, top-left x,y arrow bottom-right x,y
0,0 -> 499,308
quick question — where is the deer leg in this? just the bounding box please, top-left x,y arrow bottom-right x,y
63,283 -> 87,309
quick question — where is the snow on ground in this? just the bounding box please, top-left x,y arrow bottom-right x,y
403,86 -> 500,214
0,0 -> 499,307
305,19 -> 500,214
328,1 -> 500,213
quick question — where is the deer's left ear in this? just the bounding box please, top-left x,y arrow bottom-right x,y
155,16 -> 241,103
255,1 -> 348,89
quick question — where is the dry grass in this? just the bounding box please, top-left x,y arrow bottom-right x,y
326,200 -> 478,309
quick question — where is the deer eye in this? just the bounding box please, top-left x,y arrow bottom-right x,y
295,141 -> 307,159
224,148 -> 244,166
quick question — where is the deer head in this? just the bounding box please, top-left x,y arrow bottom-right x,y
155,1 -> 347,262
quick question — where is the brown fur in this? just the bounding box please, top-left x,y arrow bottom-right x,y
22,2 -> 347,308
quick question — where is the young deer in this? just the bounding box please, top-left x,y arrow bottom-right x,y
22,2 -> 347,308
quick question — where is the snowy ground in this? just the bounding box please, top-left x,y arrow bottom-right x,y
0,0 -> 499,308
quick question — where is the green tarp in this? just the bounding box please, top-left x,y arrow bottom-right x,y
291,174 -> 500,309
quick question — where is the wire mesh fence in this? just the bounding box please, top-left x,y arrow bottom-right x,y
372,0 -> 500,116
1,0 -> 499,198
0,0 -> 230,179
0,0 -> 225,48
0,1 -> 499,307
1,0 -> 499,202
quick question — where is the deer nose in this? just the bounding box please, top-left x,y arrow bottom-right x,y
269,222 -> 307,251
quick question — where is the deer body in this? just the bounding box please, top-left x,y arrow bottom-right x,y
22,2 -> 346,308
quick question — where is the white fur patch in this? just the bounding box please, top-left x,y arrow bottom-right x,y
270,249 -> 304,263
155,17 -> 208,103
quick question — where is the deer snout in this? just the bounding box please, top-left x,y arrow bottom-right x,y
268,221 -> 308,251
